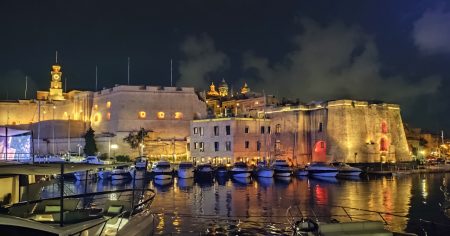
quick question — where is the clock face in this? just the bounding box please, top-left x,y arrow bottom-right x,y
53,74 -> 60,80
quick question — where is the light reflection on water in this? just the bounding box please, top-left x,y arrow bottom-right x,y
41,173 -> 450,235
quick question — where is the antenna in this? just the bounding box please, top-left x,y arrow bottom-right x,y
127,57 -> 130,85
64,77 -> 67,92
95,65 -> 98,91
25,76 -> 28,99
55,51 -> 58,64
170,59 -> 173,87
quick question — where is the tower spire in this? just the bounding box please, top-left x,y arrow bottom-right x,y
55,51 -> 58,64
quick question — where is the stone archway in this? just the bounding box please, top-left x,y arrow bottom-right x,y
312,140 -> 327,162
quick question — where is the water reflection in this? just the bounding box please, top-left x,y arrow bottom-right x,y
38,173 -> 450,235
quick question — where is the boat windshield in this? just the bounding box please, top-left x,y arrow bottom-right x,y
157,164 -> 171,169
234,162 -> 248,168
179,163 -> 193,168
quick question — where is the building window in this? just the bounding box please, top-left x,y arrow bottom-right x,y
214,126 -> 219,136
199,127 -> 204,136
106,101 -> 111,108
267,126 -> 271,134
245,141 -> 250,149
214,142 -> 219,151
320,141 -> 325,148
275,140 -> 281,152
226,141 -> 231,151
257,141 -> 261,151
245,126 -> 249,133
106,112 -> 111,120
175,112 -> 183,119
94,104 -> 98,110
139,111 -> 146,119
275,124 -> 281,134
199,142 -> 205,152
194,142 -> 199,149
194,127 -> 199,134
319,122 -> 323,132
93,114 -> 100,122
157,112 -> 165,119
261,126 -> 265,134
381,121 -> 388,133
226,125 -> 231,135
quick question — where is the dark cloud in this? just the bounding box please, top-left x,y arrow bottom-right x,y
413,5 -> 450,54
241,19 -> 441,108
176,35 -> 228,88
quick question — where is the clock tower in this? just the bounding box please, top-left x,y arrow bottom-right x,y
49,64 -> 65,101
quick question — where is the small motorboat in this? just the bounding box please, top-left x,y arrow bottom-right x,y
74,170 -> 97,181
152,161 -> 173,180
271,159 -> 293,177
196,163 -> 214,177
135,156 -> 149,170
178,162 -> 195,179
111,165 -> 131,180
215,165 -> 229,177
294,167 -> 308,176
330,162 -> 362,176
230,162 -> 252,178
307,162 -> 339,177
255,162 -> 274,178
129,166 -> 147,179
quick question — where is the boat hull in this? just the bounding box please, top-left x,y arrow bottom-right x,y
274,169 -> 292,177
338,170 -> 362,176
178,169 -> 194,178
153,171 -> 173,180
111,173 -> 130,180
231,171 -> 251,178
309,170 -> 339,177
256,169 -> 274,178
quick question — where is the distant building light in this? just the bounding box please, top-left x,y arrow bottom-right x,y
106,112 -> 111,120
111,144 -> 118,149
94,104 -> 98,110
157,112 -> 165,119
174,112 -> 183,119
106,101 -> 111,108
139,111 -> 146,119
255,101 -> 259,105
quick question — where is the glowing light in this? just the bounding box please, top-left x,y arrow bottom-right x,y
106,112 -> 111,120
157,112 -> 165,119
93,113 -> 102,122
94,104 -> 98,110
139,111 -> 146,119
174,112 -> 183,119
106,101 -> 111,108
111,144 -> 118,149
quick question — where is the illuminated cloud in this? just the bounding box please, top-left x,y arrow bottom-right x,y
413,6 -> 450,54
242,19 -> 441,105
177,34 -> 228,87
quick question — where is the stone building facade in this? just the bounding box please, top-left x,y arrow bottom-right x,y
190,118 -> 270,164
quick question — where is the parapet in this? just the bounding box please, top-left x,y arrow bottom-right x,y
95,84 -> 195,96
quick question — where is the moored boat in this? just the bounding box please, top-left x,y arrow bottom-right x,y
215,165 -> 229,177
177,162 -> 195,179
74,170 -> 97,181
330,162 -> 363,176
271,159 -> 293,177
307,162 -> 338,177
134,157 -> 149,170
129,166 -> 147,179
255,162 -> 274,178
230,162 -> 252,178
294,167 -> 308,176
151,161 -> 173,180
111,165 -> 131,180
195,163 -> 214,177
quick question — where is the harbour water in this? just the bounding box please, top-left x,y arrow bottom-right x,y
42,173 -> 450,235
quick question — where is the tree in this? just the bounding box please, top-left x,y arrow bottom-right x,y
123,128 -> 149,156
83,127 -> 98,156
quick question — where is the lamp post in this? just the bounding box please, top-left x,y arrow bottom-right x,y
52,105 -> 56,154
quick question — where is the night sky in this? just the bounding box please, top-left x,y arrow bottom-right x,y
1,0 -> 450,134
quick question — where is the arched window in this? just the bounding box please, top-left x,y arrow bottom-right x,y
381,121 -> 388,133
380,138 -> 388,151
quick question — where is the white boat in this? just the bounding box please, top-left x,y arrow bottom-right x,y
272,159 -> 293,177
255,163 -> 274,178
30,155 -> 66,163
196,163 -> 214,176
230,162 -> 252,178
74,170 -> 97,181
111,165 -> 131,180
330,162 -> 362,176
129,166 -> 147,179
85,156 -> 104,165
135,157 -> 148,170
307,162 -> 339,177
177,162 -> 195,178
152,161 -> 173,180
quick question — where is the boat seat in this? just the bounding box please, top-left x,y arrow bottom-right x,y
319,221 -> 393,236
34,199 -> 80,214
